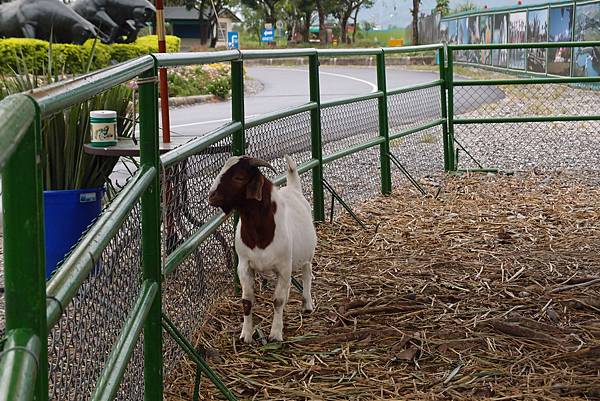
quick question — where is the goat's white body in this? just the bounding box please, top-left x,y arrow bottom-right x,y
235,155 -> 316,343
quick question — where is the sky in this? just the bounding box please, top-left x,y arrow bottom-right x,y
359,0 -> 568,29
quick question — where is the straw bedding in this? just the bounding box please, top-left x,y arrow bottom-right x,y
165,172 -> 600,400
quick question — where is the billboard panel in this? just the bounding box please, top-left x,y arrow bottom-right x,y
548,6 -> 573,76
527,9 -> 549,73
508,12 -> 527,69
574,2 -> 600,77
479,15 -> 492,64
492,13 -> 508,67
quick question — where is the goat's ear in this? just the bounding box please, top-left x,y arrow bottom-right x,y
246,174 -> 264,201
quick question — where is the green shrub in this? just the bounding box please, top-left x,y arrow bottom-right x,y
206,76 -> 230,98
0,35 -> 181,75
135,35 -> 181,53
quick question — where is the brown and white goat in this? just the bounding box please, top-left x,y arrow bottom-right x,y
208,155 -> 316,343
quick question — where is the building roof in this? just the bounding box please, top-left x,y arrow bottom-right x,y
218,8 -> 242,23
164,6 -> 199,20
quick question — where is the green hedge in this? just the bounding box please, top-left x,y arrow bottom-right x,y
0,35 -> 181,74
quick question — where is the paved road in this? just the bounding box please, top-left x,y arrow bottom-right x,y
167,66 -> 445,137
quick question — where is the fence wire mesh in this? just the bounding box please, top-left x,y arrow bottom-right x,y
388,85 -> 441,133
245,111 -> 313,203
454,83 -> 600,119
388,86 -> 445,192
48,202 -> 144,401
321,98 -> 379,155
453,81 -> 600,173
161,135 -> 236,381
321,99 -> 379,218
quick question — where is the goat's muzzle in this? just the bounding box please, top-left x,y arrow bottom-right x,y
208,191 -> 222,207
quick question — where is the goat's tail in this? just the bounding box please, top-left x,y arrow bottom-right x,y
284,154 -> 302,191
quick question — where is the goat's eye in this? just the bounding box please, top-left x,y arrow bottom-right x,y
233,175 -> 245,182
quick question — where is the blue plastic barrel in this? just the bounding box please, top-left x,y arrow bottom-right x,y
44,187 -> 104,279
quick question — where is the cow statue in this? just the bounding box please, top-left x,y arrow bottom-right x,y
72,0 -> 156,44
0,0 -> 98,44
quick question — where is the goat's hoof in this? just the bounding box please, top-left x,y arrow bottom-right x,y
302,299 -> 315,313
239,331 -> 253,344
268,332 -> 283,342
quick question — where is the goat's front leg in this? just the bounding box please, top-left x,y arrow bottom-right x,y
269,264 -> 291,342
238,261 -> 255,343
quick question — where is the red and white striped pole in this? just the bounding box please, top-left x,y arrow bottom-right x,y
156,0 -> 171,143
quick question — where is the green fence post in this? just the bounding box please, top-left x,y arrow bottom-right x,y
309,53 -> 325,221
231,59 -> 245,291
438,46 -> 450,172
376,50 -> 392,195
231,60 -> 245,156
2,98 -> 48,401
139,67 -> 163,401
446,48 -> 457,171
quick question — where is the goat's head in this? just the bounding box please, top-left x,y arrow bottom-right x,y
208,156 -> 277,214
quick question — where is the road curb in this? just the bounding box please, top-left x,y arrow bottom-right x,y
244,56 -> 436,66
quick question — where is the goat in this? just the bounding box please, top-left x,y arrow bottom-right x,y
208,155 -> 316,343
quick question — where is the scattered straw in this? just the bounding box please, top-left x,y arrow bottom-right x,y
166,172 -> 600,400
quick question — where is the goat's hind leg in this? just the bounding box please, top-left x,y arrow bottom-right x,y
269,266 -> 291,342
301,261 -> 315,312
238,262 -> 255,343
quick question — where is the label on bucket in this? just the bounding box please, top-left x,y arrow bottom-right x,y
80,192 -> 97,203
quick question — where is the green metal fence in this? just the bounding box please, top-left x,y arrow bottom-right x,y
0,41 -> 599,401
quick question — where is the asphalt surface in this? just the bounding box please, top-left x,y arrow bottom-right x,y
168,66 -> 446,137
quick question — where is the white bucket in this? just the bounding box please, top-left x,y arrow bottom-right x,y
90,110 -> 117,147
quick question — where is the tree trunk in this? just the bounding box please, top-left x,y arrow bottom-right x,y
316,0 -> 326,44
303,11 -> 311,42
411,0 -> 420,45
209,16 -> 218,48
351,6 -> 360,43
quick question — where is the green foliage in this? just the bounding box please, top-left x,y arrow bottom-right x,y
435,0 -> 450,16
167,63 -> 232,98
452,0 -> 480,14
0,51 -> 134,191
0,35 -> 181,74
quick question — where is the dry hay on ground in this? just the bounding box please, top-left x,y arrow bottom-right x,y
165,172 -> 600,401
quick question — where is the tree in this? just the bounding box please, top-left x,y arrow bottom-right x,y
435,0 -> 450,16
241,0 -> 283,24
315,0 -> 336,44
170,0 -> 232,48
452,0 -> 480,13
333,0 -> 373,44
410,0 -> 421,45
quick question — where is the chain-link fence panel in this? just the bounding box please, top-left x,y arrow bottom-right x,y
454,120 -> 600,173
390,125 -> 445,189
48,202 -> 144,401
387,85 -> 444,191
245,111 -> 313,203
320,98 -> 380,218
162,135 -> 234,254
453,81 -> 600,172
454,83 -> 600,119
321,98 -> 379,156
323,147 -> 381,220
388,85 -> 442,134
160,134 -> 236,382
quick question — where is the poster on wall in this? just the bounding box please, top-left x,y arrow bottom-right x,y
479,15 -> 492,64
508,12 -> 527,69
448,19 -> 458,44
467,16 -> 480,63
492,13 -> 508,67
440,20 -> 449,42
548,6 -> 573,76
574,2 -> 600,77
457,17 -> 468,61
527,9 -> 549,73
